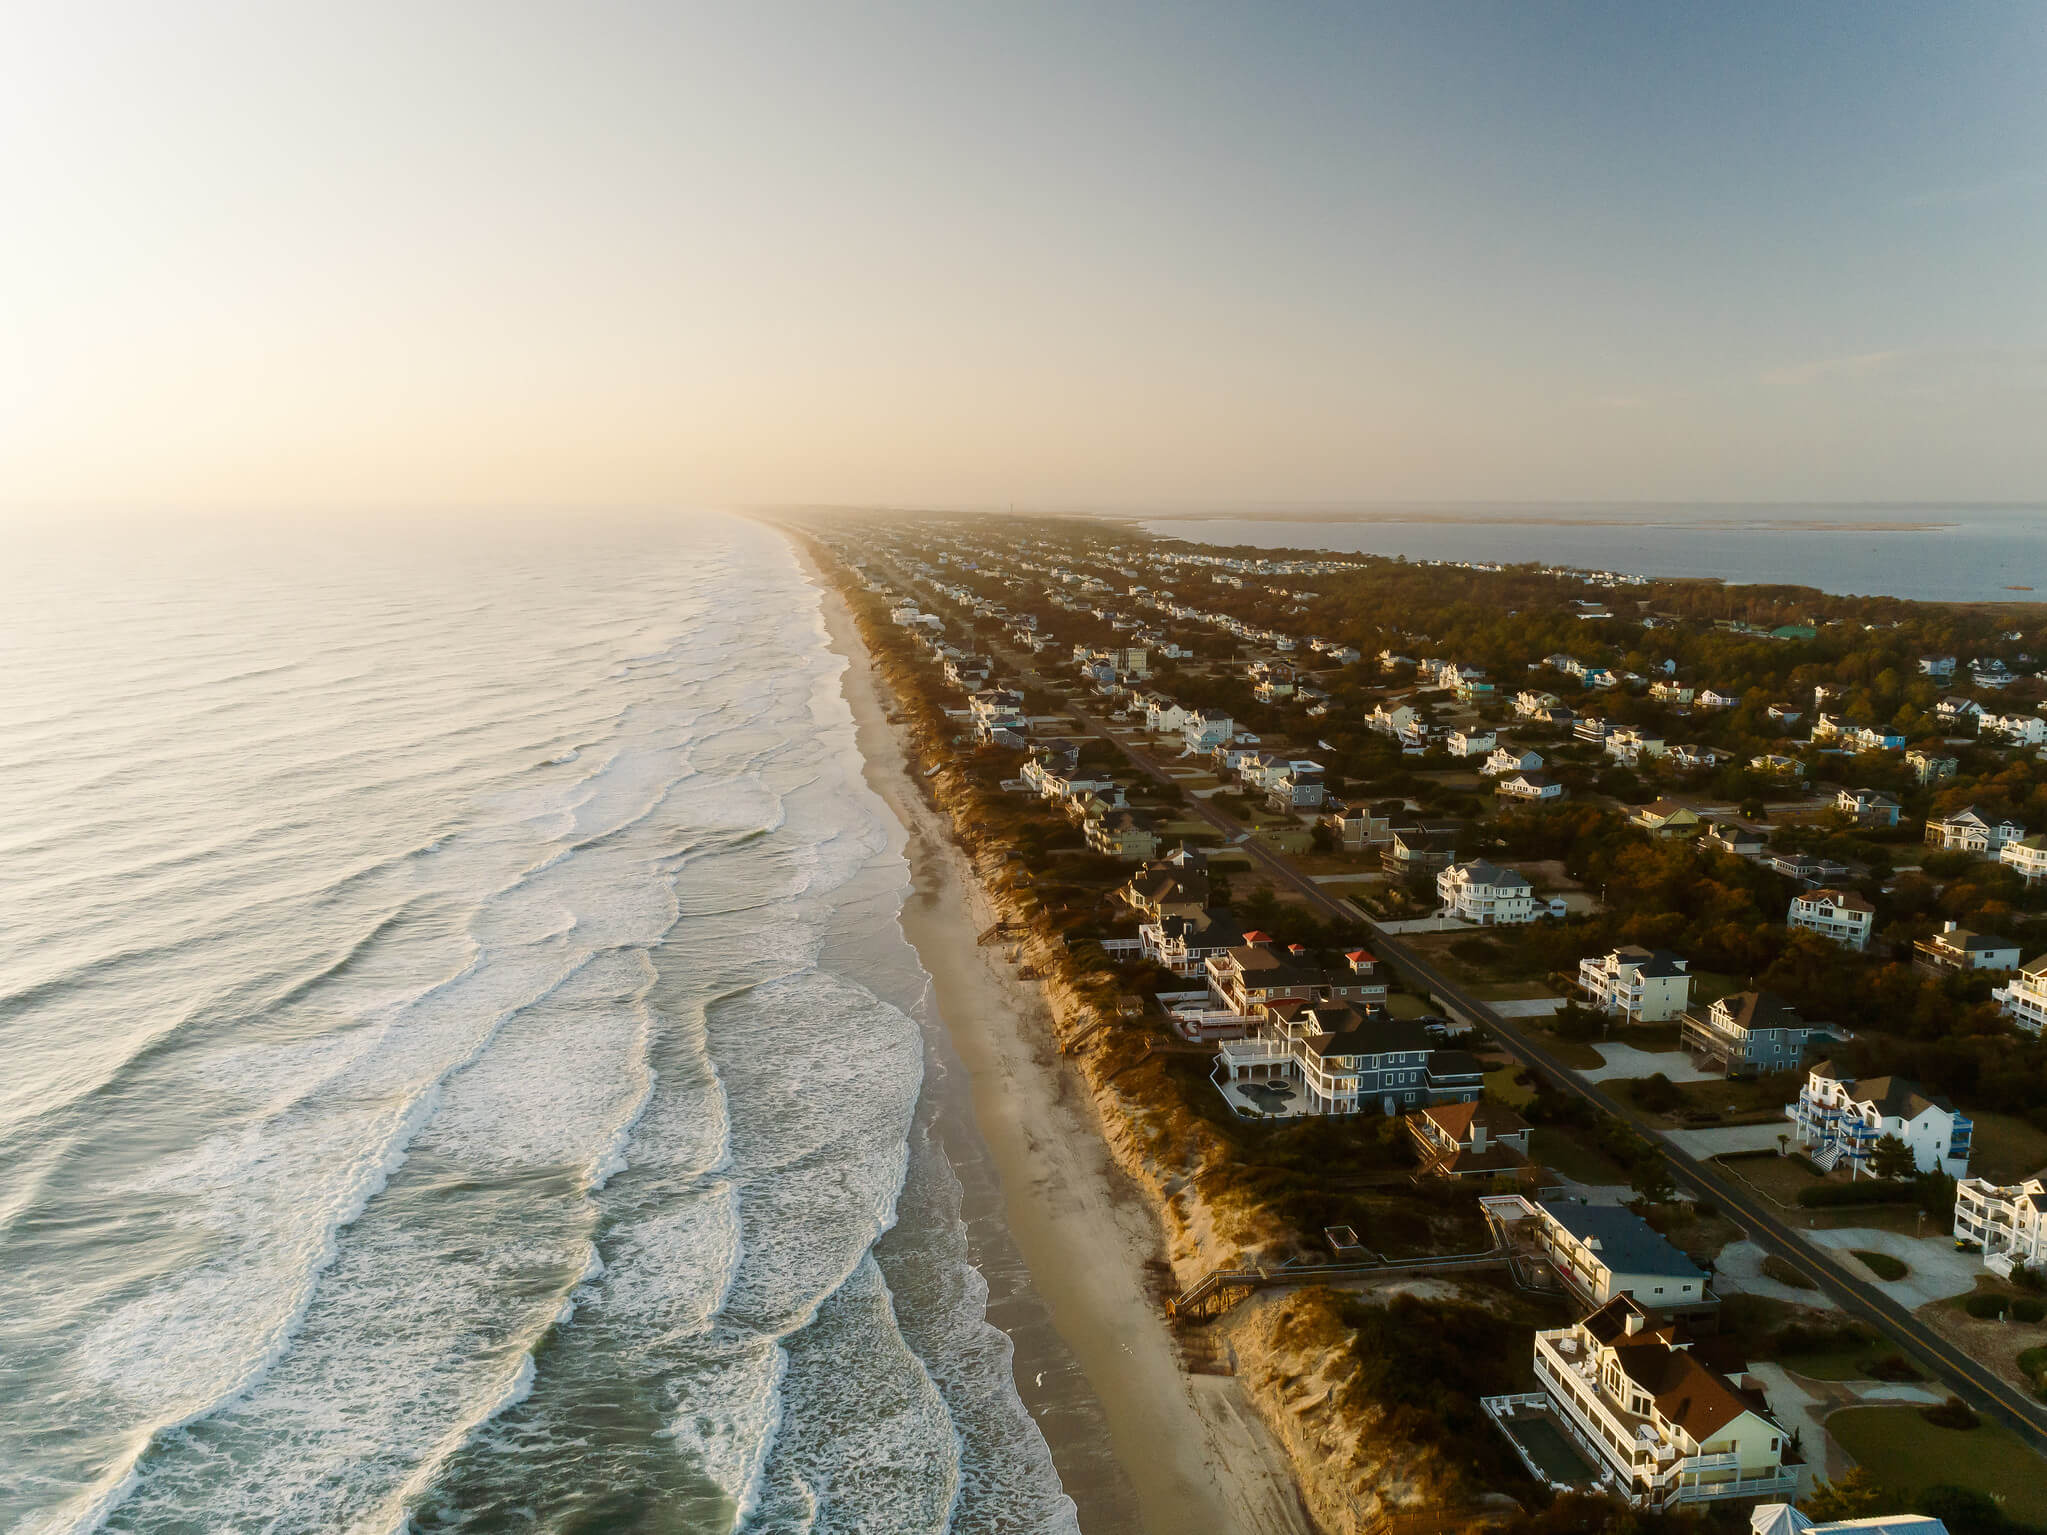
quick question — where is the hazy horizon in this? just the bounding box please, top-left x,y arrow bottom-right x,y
5,1 -> 2045,511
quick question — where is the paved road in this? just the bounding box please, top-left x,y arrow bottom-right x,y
1021,662 -> 2047,1451
880,558 -> 2047,1448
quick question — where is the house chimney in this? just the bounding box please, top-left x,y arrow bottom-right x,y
1943,920 -> 1958,933
1624,1309 -> 1645,1337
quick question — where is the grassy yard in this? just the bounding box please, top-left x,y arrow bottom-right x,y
1487,1066 -> 1538,1109
1774,1335 -> 1919,1382
1627,1074 -> 1799,1128
1531,1126 -> 1633,1187
1826,1405 -> 2047,1523
1469,980 -> 1563,1002
1964,1110 -> 2047,1185
1715,1150 -> 1823,1207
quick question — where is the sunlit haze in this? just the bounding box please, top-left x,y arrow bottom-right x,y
5,1 -> 2045,511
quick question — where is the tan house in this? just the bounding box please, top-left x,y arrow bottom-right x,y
1488,1295 -> 1794,1508
1084,809 -> 1159,862
1630,800 -> 1701,837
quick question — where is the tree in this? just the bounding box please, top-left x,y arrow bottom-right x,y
1914,1485 -> 2010,1535
1871,1133 -> 1917,1182
1801,1468 -> 1896,1521
1630,1148 -> 1677,1204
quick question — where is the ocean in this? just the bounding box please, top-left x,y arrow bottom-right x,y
1136,504 -> 2047,603
0,514 -> 1079,1534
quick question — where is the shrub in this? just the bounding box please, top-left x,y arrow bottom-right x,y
1628,1073 -> 1685,1114
1853,1249 -> 1909,1282
2014,1297 -> 2045,1324
1761,1254 -> 1817,1290
1964,1293 -> 2010,1320
1920,1395 -> 1980,1431
1798,1181 -> 1914,1208
1868,1353 -> 1922,1382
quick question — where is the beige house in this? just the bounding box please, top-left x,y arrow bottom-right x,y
1578,947 -> 1692,1023
1489,1295 -> 1794,1508
1629,800 -> 1701,837
1787,887 -> 1873,951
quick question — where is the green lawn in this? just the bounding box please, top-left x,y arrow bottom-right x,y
1852,1249 -> 1909,1282
1487,1066 -> 1537,1109
1777,1341 -> 1912,1382
1531,1126 -> 1633,1187
1827,1405 -> 2047,1523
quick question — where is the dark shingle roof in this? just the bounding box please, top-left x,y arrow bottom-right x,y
1540,1203 -> 1706,1282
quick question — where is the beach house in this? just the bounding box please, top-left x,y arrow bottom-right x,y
1912,921 -> 2021,976
2000,834 -> 2047,885
1679,991 -> 1813,1078
1488,1295 -> 1793,1509
1991,955 -> 2047,1035
1953,1176 -> 2047,1277
1834,787 -> 1901,827
1926,806 -> 2025,854
1786,1063 -> 1971,1177
1446,727 -> 1497,759
1405,1099 -> 1532,1179
1483,745 -> 1544,777
1907,750 -> 1959,784
1495,771 -> 1565,802
1628,800 -> 1700,838
1786,888 -> 1874,951
1084,809 -> 1159,862
1214,1002 -> 1478,1118
1181,709 -> 1236,753
1437,860 -> 1537,925
1578,947 -> 1693,1023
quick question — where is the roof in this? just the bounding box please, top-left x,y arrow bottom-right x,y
1803,887 -> 1874,913
1449,859 -> 1531,890
1423,1098 -> 1529,1141
1539,1203 -> 1707,1282
1931,925 -> 2017,954
1846,1075 -> 1954,1121
1717,990 -> 1806,1032
1300,1009 -> 1438,1059
1610,945 -> 1688,979
1616,1337 -> 1768,1441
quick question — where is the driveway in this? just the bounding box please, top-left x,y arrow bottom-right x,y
1747,1363 -> 1946,1485
1581,1043 -> 1719,1084
1715,1239 -> 1841,1310
1490,998 -> 1565,1018
1664,1122 -> 1796,1158
1805,1228 -> 1981,1308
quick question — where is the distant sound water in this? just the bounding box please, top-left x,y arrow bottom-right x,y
1138,503 -> 2047,602
0,514 -> 1077,1534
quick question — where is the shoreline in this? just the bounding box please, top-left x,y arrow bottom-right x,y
800,544 -> 1315,1535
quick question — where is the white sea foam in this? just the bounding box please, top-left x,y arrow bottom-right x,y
0,515 -> 1073,1535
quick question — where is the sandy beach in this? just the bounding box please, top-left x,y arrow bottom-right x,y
805,555 -> 1314,1535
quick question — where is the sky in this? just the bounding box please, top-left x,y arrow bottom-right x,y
3,1 -> 2045,512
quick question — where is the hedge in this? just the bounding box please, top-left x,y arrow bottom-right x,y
1797,1182 -> 1915,1208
